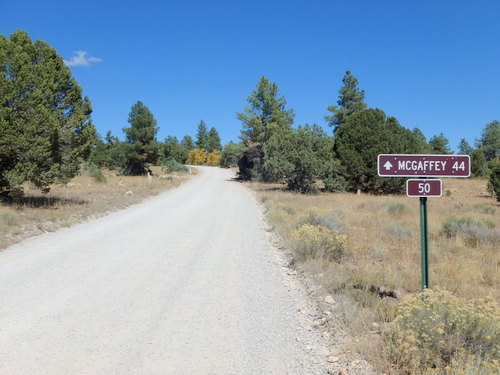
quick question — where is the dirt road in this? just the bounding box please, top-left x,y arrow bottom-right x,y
0,167 -> 329,374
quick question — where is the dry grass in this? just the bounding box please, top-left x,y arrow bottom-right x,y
251,178 -> 499,373
0,166 -> 191,250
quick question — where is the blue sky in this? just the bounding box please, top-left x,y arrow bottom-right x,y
2,0 -> 499,151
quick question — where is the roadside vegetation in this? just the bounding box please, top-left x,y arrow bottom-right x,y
255,177 -> 499,374
0,166 -> 191,250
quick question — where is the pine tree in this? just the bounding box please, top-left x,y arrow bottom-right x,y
237,76 -> 294,144
413,128 -> 431,153
206,127 -> 222,152
220,142 -> 245,168
429,133 -> 451,154
471,149 -> 489,178
122,101 -> 159,175
163,136 -> 188,163
476,120 -> 500,161
181,135 -> 195,151
0,30 -> 96,195
458,138 -> 473,155
237,77 -> 294,180
195,120 -> 208,149
325,71 -> 367,131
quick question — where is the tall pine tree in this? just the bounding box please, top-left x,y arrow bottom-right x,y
195,120 -> 208,149
122,101 -> 159,175
237,76 -> 294,144
325,71 -> 367,131
429,133 -> 451,154
237,77 -> 294,180
476,120 -> 500,161
206,127 -> 222,152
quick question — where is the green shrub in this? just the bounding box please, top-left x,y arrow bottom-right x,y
290,224 -> 349,262
162,159 -> 189,173
387,200 -> 410,215
473,203 -> 496,215
298,210 -> 344,233
441,215 -> 498,246
489,159 -> 500,202
386,222 -> 413,240
2,211 -> 19,226
259,195 -> 270,204
387,289 -> 499,374
323,174 -> 347,192
276,203 -> 295,215
84,163 -> 107,183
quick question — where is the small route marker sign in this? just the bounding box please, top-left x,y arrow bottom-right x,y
406,179 -> 442,197
378,154 -> 470,177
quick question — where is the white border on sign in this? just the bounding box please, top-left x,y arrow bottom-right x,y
377,154 -> 471,178
406,179 -> 443,198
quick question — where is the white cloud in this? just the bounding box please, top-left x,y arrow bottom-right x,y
64,51 -> 102,67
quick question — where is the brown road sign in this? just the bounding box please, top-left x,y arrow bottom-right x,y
378,154 -> 470,177
406,179 -> 442,197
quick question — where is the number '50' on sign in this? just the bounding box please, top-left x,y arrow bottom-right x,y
406,179 -> 442,197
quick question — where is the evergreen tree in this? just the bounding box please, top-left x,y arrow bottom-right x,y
163,136 -> 188,163
471,149 -> 489,178
122,101 -> 159,175
458,138 -> 473,155
105,130 -> 120,144
237,77 -> 294,180
334,109 -> 421,193
0,30 -> 96,195
181,135 -> 195,151
325,71 -> 367,131
206,127 -> 222,152
89,130 -> 121,168
263,125 -> 335,193
429,133 -> 451,154
195,120 -> 208,149
237,76 -> 294,144
489,159 -> 500,202
476,120 -> 500,161
220,142 -> 245,168
413,128 -> 431,153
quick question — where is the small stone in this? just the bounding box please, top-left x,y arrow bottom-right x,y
317,347 -> 330,356
125,190 -> 133,196
324,295 -> 336,304
327,356 -> 340,363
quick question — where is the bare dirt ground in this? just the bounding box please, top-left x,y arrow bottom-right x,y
0,166 -> 335,374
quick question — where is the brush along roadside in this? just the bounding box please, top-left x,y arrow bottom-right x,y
251,178 -> 499,375
0,166 -> 192,250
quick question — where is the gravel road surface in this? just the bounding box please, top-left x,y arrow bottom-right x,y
0,167 -> 329,374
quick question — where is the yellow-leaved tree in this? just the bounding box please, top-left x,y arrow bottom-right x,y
206,150 -> 221,166
187,149 -> 207,165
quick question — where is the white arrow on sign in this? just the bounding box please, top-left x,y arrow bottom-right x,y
384,161 -> 393,170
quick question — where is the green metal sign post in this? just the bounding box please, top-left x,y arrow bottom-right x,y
419,197 -> 429,290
